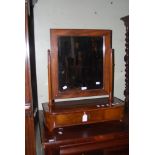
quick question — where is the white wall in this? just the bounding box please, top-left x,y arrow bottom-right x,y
33,0 -> 129,109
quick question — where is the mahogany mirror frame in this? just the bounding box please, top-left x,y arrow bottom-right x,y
49,29 -> 113,100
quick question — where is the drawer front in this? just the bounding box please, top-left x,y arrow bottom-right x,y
55,106 -> 124,127
88,107 -> 124,122
55,112 -> 84,126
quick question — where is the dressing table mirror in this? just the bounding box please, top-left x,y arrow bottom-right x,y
43,29 -> 124,132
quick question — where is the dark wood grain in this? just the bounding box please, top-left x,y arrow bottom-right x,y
25,0 -> 38,155
48,49 -> 53,110
39,110 -> 128,155
45,29 -> 123,132
25,0 -> 32,105
43,97 -> 124,132
109,48 -> 113,104
44,97 -> 123,114
25,110 -> 36,155
49,29 -> 113,100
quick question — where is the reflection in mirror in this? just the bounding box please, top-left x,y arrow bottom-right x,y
58,36 -> 104,92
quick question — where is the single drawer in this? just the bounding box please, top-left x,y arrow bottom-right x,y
54,106 -> 124,127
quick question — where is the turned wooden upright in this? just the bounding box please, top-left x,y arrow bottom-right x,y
47,49 -> 53,111
121,16 -> 129,112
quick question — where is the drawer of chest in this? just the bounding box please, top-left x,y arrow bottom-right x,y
54,106 -> 124,127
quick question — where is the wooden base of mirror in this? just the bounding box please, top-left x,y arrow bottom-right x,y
43,97 -> 124,132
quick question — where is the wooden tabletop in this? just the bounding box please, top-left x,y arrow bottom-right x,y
42,97 -> 124,114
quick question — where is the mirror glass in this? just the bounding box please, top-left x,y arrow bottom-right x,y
58,36 -> 104,92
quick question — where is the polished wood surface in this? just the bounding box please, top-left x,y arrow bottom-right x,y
25,0 -> 38,155
43,28 -> 124,133
49,29 -> 113,100
39,110 -> 128,155
121,16 -> 129,112
48,49 -> 53,109
25,109 -> 36,155
43,97 -> 124,132
109,48 -> 114,104
25,0 -> 32,105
